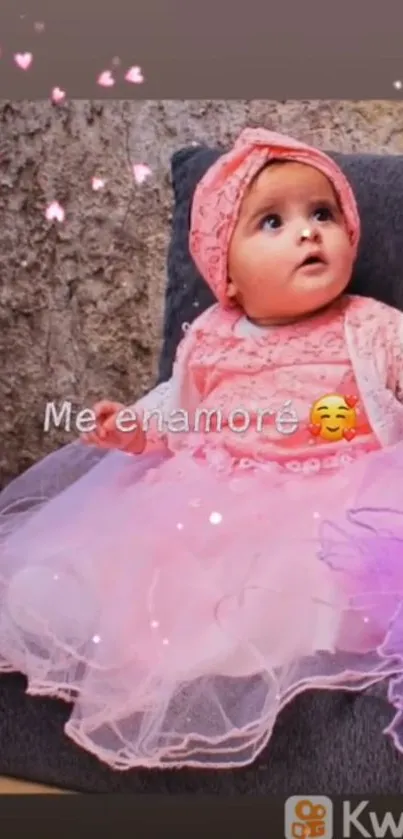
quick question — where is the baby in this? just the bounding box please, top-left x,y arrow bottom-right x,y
83,132 -> 387,469
1,128 -> 403,773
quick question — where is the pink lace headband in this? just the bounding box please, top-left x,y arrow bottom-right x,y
189,128 -> 361,307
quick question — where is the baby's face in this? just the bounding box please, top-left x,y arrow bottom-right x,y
227,161 -> 355,324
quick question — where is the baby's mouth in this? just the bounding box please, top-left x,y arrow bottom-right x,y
299,253 -> 327,268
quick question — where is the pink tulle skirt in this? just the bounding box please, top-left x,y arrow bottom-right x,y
0,440 -> 403,769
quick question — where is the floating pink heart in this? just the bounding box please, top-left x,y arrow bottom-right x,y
132,163 -> 152,184
51,87 -> 66,103
125,65 -> 144,84
92,177 -> 105,191
45,201 -> 65,222
14,52 -> 32,70
97,70 -> 115,87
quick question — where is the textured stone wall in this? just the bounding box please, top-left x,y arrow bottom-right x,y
1,99 -> 403,486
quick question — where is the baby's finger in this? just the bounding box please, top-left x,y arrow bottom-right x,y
103,413 -> 123,434
97,415 -> 119,439
106,411 -> 139,440
93,401 -> 118,421
92,400 -> 109,416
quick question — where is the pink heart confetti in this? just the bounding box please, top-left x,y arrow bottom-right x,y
34,22 -> 45,33
51,87 -> 66,103
97,70 -> 115,87
45,201 -> 65,222
132,163 -> 152,184
125,66 -> 144,84
92,176 -> 106,191
14,52 -> 32,70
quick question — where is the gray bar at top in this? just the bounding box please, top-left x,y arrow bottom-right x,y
0,0 -> 403,99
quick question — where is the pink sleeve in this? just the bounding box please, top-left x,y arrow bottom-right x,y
130,378 -> 174,454
129,332 -> 201,454
391,308 -> 403,401
375,299 -> 403,400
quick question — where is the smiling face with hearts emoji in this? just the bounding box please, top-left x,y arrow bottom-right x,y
309,393 -> 357,443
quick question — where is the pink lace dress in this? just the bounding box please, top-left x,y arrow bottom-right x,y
0,297 -> 403,770
182,296 -> 379,467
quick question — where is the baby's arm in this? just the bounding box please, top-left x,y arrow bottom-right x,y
384,302 -> 403,400
374,299 -> 403,406
395,317 -> 403,402
126,378 -> 175,454
82,329 -> 201,454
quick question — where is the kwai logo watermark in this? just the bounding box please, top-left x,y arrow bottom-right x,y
284,797 -> 333,837
42,400 -> 300,436
342,801 -> 403,837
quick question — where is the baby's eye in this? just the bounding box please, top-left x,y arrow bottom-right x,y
313,205 -> 334,222
261,213 -> 282,230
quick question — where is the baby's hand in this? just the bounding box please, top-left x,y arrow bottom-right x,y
81,400 -> 146,453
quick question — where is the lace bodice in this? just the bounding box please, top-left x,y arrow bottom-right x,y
134,295 -> 403,469
134,297 -> 384,472
175,297 -> 377,469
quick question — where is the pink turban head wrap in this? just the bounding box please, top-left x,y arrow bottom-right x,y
189,128 -> 360,308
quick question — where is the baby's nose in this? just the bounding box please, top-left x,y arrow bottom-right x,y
298,224 -> 321,243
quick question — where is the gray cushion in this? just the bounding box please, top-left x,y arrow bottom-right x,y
0,672 -> 400,793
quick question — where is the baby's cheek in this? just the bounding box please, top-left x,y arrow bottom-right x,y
331,233 -> 354,266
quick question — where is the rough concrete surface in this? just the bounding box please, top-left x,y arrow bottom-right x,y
1,99 -> 403,486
